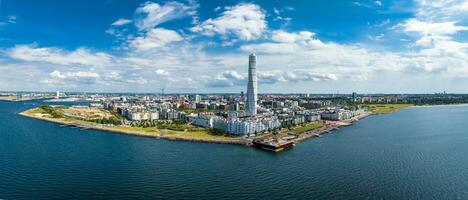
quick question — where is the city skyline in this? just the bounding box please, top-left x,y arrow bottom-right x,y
0,0 -> 468,93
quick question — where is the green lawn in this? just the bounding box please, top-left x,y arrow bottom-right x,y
161,129 -> 239,140
290,122 -> 324,134
113,126 -> 157,133
363,104 -> 413,114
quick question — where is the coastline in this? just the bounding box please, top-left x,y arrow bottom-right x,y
19,107 -> 372,149
366,103 -> 468,113
411,103 -> 468,108
290,112 -> 371,143
0,97 -> 52,102
19,110 -> 246,146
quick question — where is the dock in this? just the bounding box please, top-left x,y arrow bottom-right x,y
252,138 -> 295,152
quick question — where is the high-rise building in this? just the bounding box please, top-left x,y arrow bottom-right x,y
246,53 -> 258,116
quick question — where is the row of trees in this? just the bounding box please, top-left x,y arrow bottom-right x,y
88,117 -> 122,125
129,120 -> 203,132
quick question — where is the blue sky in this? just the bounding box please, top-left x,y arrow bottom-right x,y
0,0 -> 467,93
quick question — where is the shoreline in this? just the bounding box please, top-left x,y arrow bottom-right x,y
0,98 -> 52,102
18,107 -> 372,149
411,103 -> 468,108
19,111 -> 247,146
290,112 -> 371,143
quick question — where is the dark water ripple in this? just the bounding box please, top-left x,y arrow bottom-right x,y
3,101 -> 468,199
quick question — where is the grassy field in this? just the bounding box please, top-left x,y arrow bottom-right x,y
363,104 -> 413,114
290,122 -> 325,134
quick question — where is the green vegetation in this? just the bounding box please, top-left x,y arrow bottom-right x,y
112,126 -> 157,133
39,105 -> 63,118
362,104 -> 412,114
290,122 -> 324,134
161,129 -> 239,140
130,120 -> 205,132
129,120 -> 237,137
21,106 -> 240,142
38,105 -> 122,125
89,117 -> 122,125
206,128 -> 238,137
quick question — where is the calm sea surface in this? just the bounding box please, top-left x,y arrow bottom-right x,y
2,100 -> 468,199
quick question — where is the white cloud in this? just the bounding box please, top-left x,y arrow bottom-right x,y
111,18 -> 132,26
415,0 -> 468,20
126,77 -> 148,85
128,28 -> 184,51
155,69 -> 169,76
204,69 -> 338,88
135,1 -> 197,30
273,7 -> 280,15
205,70 -> 245,87
399,1 -> 468,55
271,30 -> 316,43
3,1 -> 468,93
368,33 -> 385,41
47,70 -> 103,86
403,19 -> 468,36
353,2 -> 372,8
191,3 -> 267,40
259,70 -> 337,84
402,19 -> 468,47
50,70 -> 100,79
240,30 -> 325,54
272,6 -> 294,23
8,44 -> 112,67
377,19 -> 390,27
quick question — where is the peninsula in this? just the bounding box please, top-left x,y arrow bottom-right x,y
20,103 -> 372,151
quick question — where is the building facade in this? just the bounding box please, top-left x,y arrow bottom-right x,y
246,53 -> 258,116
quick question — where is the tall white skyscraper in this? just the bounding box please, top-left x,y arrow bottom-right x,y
246,53 -> 257,116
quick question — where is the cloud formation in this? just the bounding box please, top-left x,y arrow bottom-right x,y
191,3 -> 267,40
128,28 -> 184,51
135,1 -> 197,30
2,1 -> 468,93
111,18 -> 133,26
8,45 -> 112,67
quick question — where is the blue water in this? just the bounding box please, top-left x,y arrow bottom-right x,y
2,100 -> 468,199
